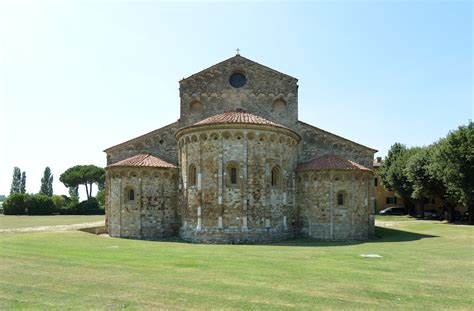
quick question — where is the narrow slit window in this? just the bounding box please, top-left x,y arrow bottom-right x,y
337,193 -> 344,206
230,167 -> 237,184
188,164 -> 197,186
271,166 -> 281,187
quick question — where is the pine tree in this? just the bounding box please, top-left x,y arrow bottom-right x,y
20,171 -> 26,194
39,167 -> 54,196
10,167 -> 21,195
68,186 -> 79,201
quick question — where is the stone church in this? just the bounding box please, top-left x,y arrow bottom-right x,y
104,54 -> 377,243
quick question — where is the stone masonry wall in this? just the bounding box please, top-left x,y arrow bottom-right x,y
106,121 -> 179,166
297,170 -> 375,240
106,167 -> 178,240
179,56 -> 298,129
177,125 -> 299,243
297,121 -> 375,169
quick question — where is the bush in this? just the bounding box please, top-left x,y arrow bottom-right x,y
3,193 -> 29,215
3,194 -> 104,215
28,194 -> 56,215
65,198 -> 104,215
52,195 -> 73,214
52,195 -> 67,210
3,193 -> 56,215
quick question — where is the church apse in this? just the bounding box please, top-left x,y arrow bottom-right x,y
104,54 -> 377,243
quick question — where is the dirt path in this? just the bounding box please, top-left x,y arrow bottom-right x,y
0,221 -> 105,233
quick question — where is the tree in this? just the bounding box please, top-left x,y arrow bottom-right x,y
96,188 -> 105,207
68,186 -> 79,201
379,143 -> 421,215
435,122 -> 474,225
20,171 -> 26,194
60,165 -> 105,200
39,167 -> 54,196
406,145 -> 444,219
10,167 -> 22,195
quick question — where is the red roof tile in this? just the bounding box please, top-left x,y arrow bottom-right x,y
297,154 -> 372,172
193,110 -> 286,128
107,154 -> 176,168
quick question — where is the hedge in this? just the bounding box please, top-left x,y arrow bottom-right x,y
3,193 -> 104,215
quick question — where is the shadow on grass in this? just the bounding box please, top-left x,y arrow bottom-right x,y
266,226 -> 438,247
133,226 -> 439,247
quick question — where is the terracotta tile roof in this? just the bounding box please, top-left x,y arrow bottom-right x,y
296,154 -> 372,172
193,110 -> 286,128
107,154 -> 176,169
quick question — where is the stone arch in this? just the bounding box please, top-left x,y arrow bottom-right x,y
247,132 -> 256,140
258,134 -> 267,142
234,132 -> 244,140
273,98 -> 287,112
199,133 -> 208,141
210,132 -> 219,140
222,132 -> 231,140
190,100 -> 203,112
191,135 -> 198,142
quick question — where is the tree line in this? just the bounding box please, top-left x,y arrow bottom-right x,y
5,165 -> 106,215
379,122 -> 473,225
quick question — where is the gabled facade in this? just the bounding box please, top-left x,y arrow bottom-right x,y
104,54 -> 377,243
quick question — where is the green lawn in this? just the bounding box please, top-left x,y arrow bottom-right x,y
0,215 -> 104,229
0,221 -> 472,309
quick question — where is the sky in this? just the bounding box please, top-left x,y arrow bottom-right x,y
0,0 -> 472,199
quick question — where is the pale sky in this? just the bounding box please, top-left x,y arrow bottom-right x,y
0,0 -> 472,199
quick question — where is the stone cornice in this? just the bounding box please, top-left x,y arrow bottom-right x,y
175,122 -> 301,142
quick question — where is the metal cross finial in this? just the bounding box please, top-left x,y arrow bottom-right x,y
236,48 -> 240,55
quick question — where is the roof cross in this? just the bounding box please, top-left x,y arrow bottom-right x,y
236,48 -> 240,55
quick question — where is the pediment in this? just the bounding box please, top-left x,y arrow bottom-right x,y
179,55 -> 297,88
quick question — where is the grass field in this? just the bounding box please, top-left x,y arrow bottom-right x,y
0,215 -> 104,229
0,218 -> 472,309
375,215 -> 419,222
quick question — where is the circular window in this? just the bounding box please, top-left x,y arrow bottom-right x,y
229,73 -> 246,88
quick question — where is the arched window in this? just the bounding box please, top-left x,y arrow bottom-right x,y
226,162 -> 239,186
271,166 -> 281,187
230,167 -> 237,184
337,191 -> 347,206
337,193 -> 344,206
188,164 -> 197,187
124,187 -> 135,202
